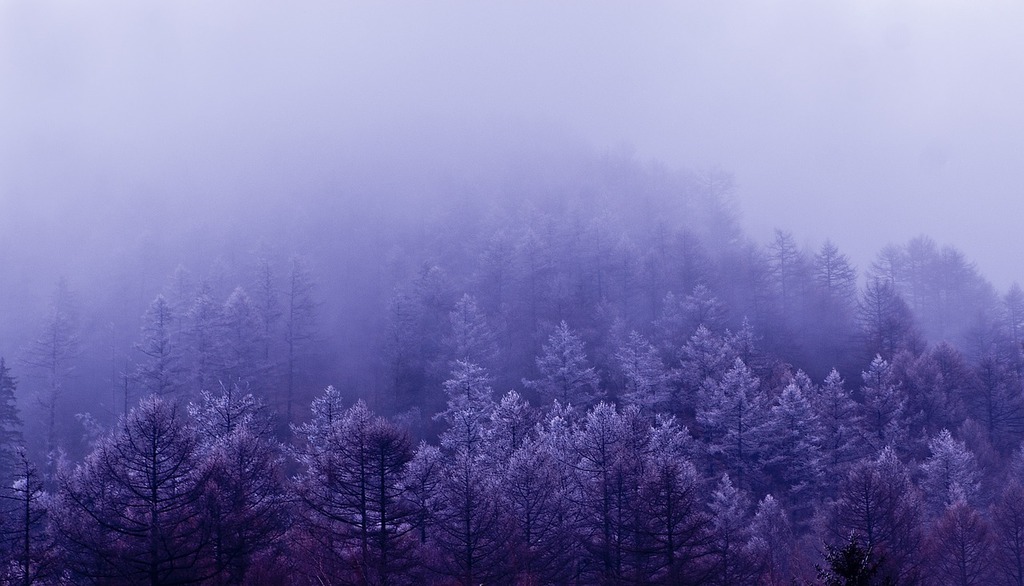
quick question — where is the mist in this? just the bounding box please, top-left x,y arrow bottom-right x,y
3,3 -> 1024,583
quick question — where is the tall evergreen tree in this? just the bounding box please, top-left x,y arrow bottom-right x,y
523,321 -> 600,409
0,358 -> 23,485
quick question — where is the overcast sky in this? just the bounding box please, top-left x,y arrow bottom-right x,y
3,1 -> 1024,288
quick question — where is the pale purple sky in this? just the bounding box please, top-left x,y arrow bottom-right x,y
3,1 -> 1024,287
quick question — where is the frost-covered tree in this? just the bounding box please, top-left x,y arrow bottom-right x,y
185,282 -> 221,394
294,399 -> 416,584
200,425 -> 289,584
697,358 -> 766,488
812,369 -> 864,477
188,381 -> 274,446
445,293 -> 499,370
53,397 -> 209,584
0,449 -> 51,585
499,438 -> 575,584
485,389 -> 534,465
615,331 -> 669,409
708,474 -> 758,586
859,278 -> 920,360
283,255 -> 318,424
251,255 -> 282,364
858,355 -> 908,454
760,383 -> 822,525
921,429 -> 980,515
992,480 -> 1024,586
438,361 -> 496,456
830,448 -> 923,585
135,294 -> 186,398
749,494 -> 794,586
570,403 -> 645,583
523,321 -> 600,408
641,419 -> 710,585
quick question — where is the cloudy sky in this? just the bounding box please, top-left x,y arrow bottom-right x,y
3,1 -> 1024,287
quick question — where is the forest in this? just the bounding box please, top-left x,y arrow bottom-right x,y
1,153 -> 1022,585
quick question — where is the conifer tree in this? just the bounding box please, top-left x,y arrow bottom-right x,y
523,321 -> 600,408
697,358 -> 766,488
760,383 -> 822,525
920,429 -> 980,515
0,358 -> 23,485
135,294 -> 186,398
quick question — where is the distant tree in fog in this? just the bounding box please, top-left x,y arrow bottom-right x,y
22,279 -> 80,470
444,293 -> 498,370
523,321 -> 600,408
283,255 -> 318,423
0,358 -> 23,484
134,294 -> 186,398
217,287 -> 266,388
859,279 -> 920,360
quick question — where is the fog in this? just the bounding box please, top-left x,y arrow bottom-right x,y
5,1 -> 1024,275
0,3 -> 1020,400
7,3 -> 1024,581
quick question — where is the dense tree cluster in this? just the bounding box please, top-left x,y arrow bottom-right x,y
3,158 -> 1024,583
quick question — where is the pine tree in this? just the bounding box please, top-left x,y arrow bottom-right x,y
697,358 -> 766,488
445,293 -> 498,370
920,429 -> 980,516
22,279 -> 80,469
53,397 -> 209,584
283,256 -> 318,424
760,383 -> 822,526
708,474 -> 758,586
615,331 -> 669,409
812,369 -> 864,477
0,358 -> 23,485
523,321 -> 600,408
858,355 -> 908,454
134,294 -> 186,398
925,499 -> 993,586
217,287 -> 266,389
